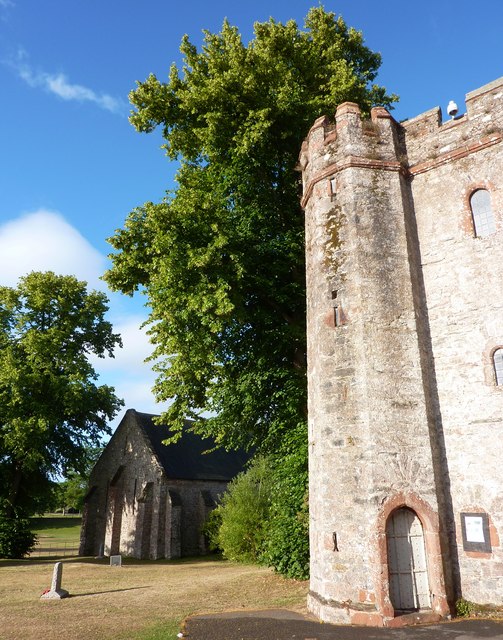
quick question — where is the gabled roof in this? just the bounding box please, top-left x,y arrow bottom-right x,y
130,409 -> 249,481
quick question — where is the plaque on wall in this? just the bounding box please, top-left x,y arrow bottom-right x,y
460,512 -> 491,553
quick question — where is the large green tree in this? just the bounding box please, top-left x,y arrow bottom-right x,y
0,272 -> 123,555
105,7 -> 396,575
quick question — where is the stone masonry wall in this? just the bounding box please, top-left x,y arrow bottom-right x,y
403,77 -> 503,603
301,76 -> 503,625
79,412 -> 228,560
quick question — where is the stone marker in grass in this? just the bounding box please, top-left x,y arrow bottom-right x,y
41,562 -> 69,599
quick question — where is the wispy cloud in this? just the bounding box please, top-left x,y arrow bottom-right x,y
6,49 -> 125,115
0,0 -> 15,8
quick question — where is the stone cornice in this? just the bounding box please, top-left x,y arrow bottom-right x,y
300,157 -> 403,208
409,132 -> 503,176
301,133 -> 503,208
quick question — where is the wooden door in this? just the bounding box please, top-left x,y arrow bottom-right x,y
386,508 -> 431,611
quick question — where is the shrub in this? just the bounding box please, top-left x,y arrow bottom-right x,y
206,424 -> 310,579
0,509 -> 37,558
213,457 -> 273,563
201,506 -> 223,553
260,432 -> 310,579
456,598 -> 474,617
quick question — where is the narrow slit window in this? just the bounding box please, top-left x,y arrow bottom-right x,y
493,348 -> 503,385
470,189 -> 496,237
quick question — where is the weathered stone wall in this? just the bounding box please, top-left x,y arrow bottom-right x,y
79,412 -> 228,559
302,76 -> 503,625
404,79 -> 503,604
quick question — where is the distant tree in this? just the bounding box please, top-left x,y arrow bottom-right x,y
105,6 -> 396,575
56,473 -> 87,513
0,272 -> 123,557
55,447 -> 104,513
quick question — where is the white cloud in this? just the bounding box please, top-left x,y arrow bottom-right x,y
92,316 -> 153,372
0,0 -> 14,8
91,315 -> 164,417
0,209 -> 106,288
6,49 -> 125,115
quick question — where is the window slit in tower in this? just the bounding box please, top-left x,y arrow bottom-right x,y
332,290 -> 341,327
330,177 -> 337,199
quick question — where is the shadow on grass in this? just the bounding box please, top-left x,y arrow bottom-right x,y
0,554 -> 227,569
31,516 -> 82,531
69,586 -> 152,598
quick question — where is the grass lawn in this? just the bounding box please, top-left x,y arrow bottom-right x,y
0,556 -> 308,640
31,515 -> 82,538
30,515 -> 82,556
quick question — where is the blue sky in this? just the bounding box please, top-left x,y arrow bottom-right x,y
1,0 -> 502,426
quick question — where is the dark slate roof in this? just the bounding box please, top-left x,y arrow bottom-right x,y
131,409 -> 250,481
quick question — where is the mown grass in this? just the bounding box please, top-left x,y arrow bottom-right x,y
30,515 -> 82,557
31,515 -> 82,541
0,516 -> 307,640
0,555 -> 308,640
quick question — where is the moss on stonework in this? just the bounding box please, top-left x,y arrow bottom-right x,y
323,204 -> 342,274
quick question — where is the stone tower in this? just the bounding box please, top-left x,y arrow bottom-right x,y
301,77 -> 503,626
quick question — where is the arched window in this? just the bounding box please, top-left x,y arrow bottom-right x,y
493,348 -> 503,385
470,189 -> 496,237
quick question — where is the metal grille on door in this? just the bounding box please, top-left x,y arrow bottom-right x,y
386,507 -> 431,611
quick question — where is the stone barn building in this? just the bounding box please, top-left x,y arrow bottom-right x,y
79,409 -> 248,559
301,77 -> 503,626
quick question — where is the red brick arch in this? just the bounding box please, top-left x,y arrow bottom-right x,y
462,181 -> 498,236
374,492 -> 450,622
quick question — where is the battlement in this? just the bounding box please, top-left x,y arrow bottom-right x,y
402,75 -> 503,168
299,102 -> 405,209
300,76 -> 503,207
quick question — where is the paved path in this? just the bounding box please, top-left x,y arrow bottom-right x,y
184,609 -> 503,640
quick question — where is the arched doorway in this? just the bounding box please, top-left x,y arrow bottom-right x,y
386,507 -> 431,612
108,466 -> 125,556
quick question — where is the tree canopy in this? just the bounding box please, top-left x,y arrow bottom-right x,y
105,7 -> 396,453
0,272 -> 123,529
104,7 -> 396,576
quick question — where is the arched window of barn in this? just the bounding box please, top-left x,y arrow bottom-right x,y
470,189 -> 496,237
493,348 -> 503,385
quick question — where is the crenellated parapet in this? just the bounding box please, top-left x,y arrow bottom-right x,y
402,76 -> 503,169
301,76 -> 503,202
299,102 -> 405,209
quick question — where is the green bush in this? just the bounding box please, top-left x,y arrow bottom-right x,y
260,433 -> 310,579
207,429 -> 310,579
0,509 -> 37,558
201,506 -> 223,553
213,457 -> 273,563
